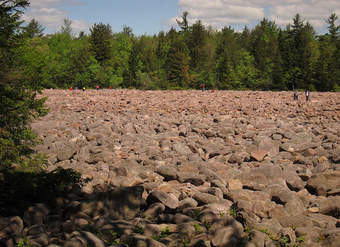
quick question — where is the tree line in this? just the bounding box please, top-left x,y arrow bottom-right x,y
17,11 -> 340,91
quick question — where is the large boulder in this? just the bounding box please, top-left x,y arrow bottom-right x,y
306,171 -> 340,196
146,190 -> 179,209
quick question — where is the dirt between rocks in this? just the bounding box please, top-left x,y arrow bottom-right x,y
4,89 -> 340,246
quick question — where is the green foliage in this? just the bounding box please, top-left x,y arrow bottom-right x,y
17,238 -> 33,247
152,226 -> 171,241
3,7 -> 338,92
203,221 -> 211,231
243,225 -> 254,241
188,20 -> 208,72
193,223 -> 203,233
229,204 -> 240,219
166,34 -> 191,88
250,18 -> 283,90
60,18 -> 73,36
259,228 -> 278,241
90,23 -> 113,65
181,239 -> 189,247
176,11 -> 189,32
294,235 -> 305,247
259,228 -> 305,247
215,26 -> 242,89
134,225 -> 144,234
22,18 -> 45,38
0,75 -> 48,170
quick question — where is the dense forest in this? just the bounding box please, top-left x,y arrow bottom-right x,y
14,11 -> 339,91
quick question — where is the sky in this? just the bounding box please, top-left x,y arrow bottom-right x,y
23,0 -> 340,36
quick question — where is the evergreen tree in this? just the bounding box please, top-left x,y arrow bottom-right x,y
89,23 -> 113,65
176,11 -> 189,33
327,13 -> 339,41
60,18 -> 73,36
315,13 -> 340,91
138,35 -> 157,73
156,31 -> 168,69
250,18 -> 283,90
122,25 -> 133,37
23,18 -> 44,38
239,26 -> 251,51
281,14 -> 318,90
0,0 -> 48,169
188,20 -> 208,72
215,27 -> 240,89
123,39 -> 141,88
165,33 -> 190,88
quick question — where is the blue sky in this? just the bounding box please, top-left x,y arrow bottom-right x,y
24,0 -> 340,35
64,0 -> 177,35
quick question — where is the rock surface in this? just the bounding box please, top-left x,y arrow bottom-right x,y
1,89 -> 339,246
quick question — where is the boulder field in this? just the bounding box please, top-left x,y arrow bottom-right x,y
2,89 -> 339,246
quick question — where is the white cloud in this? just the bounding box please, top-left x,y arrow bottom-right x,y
174,0 -> 340,32
23,0 -> 90,34
71,19 -> 91,33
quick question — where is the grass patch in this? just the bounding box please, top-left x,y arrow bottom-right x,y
152,226 -> 171,241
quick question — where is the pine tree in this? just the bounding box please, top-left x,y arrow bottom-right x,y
166,33 -> 190,88
0,0 -> 48,170
250,18 -> 283,90
123,39 -> 141,88
60,18 -> 73,36
315,13 -> 340,91
215,27 -> 240,89
176,11 -> 189,33
23,18 -> 45,38
281,14 -> 318,90
188,20 -> 208,72
89,23 -> 113,65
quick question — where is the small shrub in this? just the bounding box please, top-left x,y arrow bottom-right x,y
17,238 -> 33,247
259,228 -> 278,241
243,225 -> 254,241
134,225 -> 144,234
294,235 -> 305,247
203,221 -> 211,231
229,207 -> 238,219
152,226 -> 171,241
181,239 -> 189,247
193,223 -> 202,233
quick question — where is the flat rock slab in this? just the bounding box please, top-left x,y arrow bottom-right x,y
146,190 -> 179,209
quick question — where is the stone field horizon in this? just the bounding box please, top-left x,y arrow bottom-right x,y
3,89 -> 339,246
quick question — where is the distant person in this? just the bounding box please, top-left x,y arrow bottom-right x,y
82,87 -> 86,91
294,91 -> 298,100
96,84 -> 100,90
109,85 -> 112,89
305,90 -> 310,101
75,85 -> 78,90
201,83 -> 206,91
69,87 -> 73,91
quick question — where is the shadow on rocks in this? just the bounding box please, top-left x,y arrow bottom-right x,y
0,167 -> 82,217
